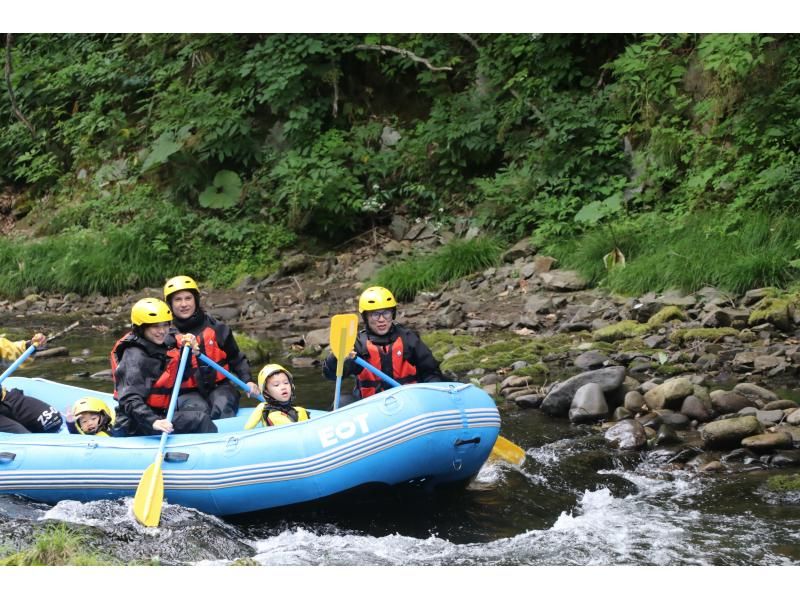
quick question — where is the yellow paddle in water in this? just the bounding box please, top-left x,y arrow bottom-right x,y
489,434 -> 526,466
132,344 -> 191,527
330,313 -> 359,409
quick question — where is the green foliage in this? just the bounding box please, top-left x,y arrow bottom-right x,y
372,237 -> 504,302
0,523 -> 117,566
198,170 -> 243,209
2,33 -> 800,296
548,211 -> 800,295
606,34 -> 690,127
766,474 -> 800,492
0,183 -> 294,297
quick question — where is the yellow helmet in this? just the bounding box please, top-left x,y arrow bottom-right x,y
72,396 -> 115,435
164,275 -> 200,303
257,363 -> 294,394
358,286 -> 397,313
131,298 -> 172,327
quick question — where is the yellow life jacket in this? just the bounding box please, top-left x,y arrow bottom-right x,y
265,406 -> 309,426
244,404 -> 309,429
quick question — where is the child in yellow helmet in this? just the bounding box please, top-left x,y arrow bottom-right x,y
0,332 -> 63,434
245,364 -> 309,429
65,397 -> 116,436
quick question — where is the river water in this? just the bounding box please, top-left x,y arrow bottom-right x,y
1,321 -> 799,568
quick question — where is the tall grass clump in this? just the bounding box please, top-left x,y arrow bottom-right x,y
0,227 -> 174,298
549,211 -> 800,295
372,237 -> 504,301
0,522 -> 117,565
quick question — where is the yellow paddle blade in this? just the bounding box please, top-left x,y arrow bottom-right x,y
490,435 -> 526,466
133,456 -> 165,527
330,314 -> 359,376
244,403 -> 266,430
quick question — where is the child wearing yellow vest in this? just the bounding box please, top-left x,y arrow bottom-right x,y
245,364 -> 309,429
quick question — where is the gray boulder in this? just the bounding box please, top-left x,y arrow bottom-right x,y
605,419 -> 648,450
568,383 -> 609,423
541,366 -> 627,417
701,416 -> 762,448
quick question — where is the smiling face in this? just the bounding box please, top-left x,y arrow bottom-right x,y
365,308 -> 394,335
142,321 -> 171,345
77,412 -> 101,434
169,290 -> 197,320
264,372 -> 292,403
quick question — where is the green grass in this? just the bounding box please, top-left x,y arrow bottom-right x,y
0,211 -> 294,298
0,228 -> 169,297
0,523 -> 118,566
548,210 -> 800,295
371,237 -> 504,301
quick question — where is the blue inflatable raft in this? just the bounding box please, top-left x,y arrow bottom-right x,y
0,377 -> 500,516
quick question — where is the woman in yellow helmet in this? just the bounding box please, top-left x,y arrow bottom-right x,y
0,332 -> 63,434
163,275 -> 259,419
245,364 -> 309,428
111,298 -> 217,436
322,286 -> 447,407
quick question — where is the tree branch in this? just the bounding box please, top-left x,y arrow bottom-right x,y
353,44 -> 452,72
4,34 -> 37,138
332,72 -> 339,118
456,33 -> 480,52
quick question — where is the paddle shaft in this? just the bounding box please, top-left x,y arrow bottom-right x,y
141,344 -> 191,518
196,353 -> 261,401
0,344 -> 36,386
162,345 -> 190,438
333,325 -> 349,409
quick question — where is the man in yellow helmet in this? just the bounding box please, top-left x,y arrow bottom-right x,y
1,332 -> 63,433
322,286 -> 447,406
163,275 -> 259,419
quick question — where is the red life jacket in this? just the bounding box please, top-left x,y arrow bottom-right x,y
145,352 -> 182,409
195,325 -> 230,384
110,333 -> 183,408
356,336 -> 418,398
173,333 -> 200,391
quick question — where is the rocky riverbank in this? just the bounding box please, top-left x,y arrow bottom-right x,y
2,223 -> 799,473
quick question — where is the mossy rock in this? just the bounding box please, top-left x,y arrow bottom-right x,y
655,363 -> 690,376
438,333 -> 574,374
230,557 -> 260,566
592,320 -> 650,342
748,296 -> 797,331
422,330 -> 483,362
766,473 -> 800,492
669,327 -> 739,344
506,362 -> 550,381
234,332 -> 274,363
647,305 -> 687,327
